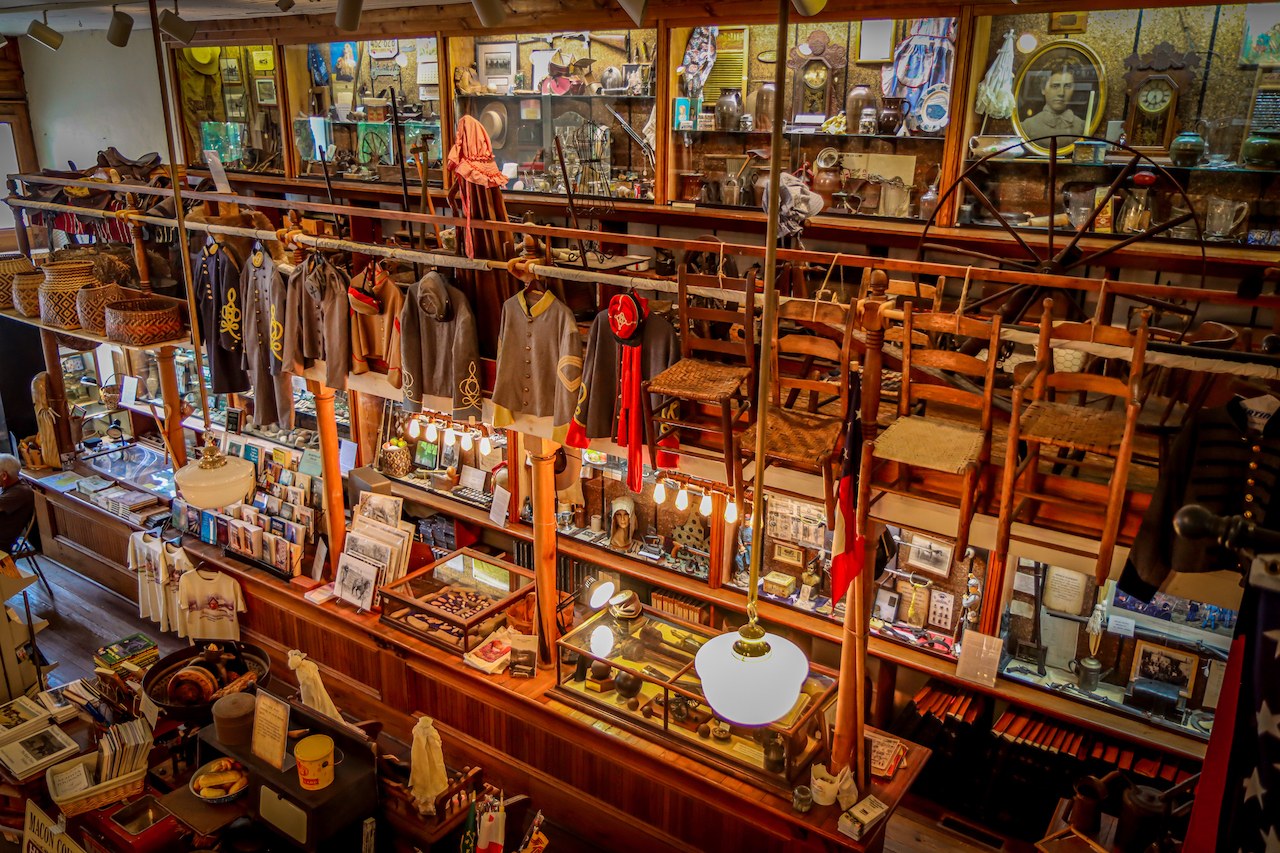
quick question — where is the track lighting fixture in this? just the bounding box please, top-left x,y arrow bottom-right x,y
675,485 -> 689,511
157,3 -> 195,45
425,420 -> 438,443
26,12 -> 62,51
276,0 -> 295,10
106,7 -> 132,47
652,480 -> 666,504
790,0 -> 826,15
407,417 -> 421,440
334,0 -> 363,31
615,0 -> 647,27
471,0 -> 506,27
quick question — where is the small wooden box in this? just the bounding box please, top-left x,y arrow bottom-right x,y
763,571 -> 797,597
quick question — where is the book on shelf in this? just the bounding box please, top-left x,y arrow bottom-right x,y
0,724 -> 77,780
37,682 -> 83,723
0,696 -> 52,746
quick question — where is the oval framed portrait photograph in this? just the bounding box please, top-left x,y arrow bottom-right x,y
1012,40 -> 1106,156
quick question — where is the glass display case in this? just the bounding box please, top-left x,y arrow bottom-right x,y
379,548 -> 534,654
449,29 -> 658,200
174,45 -> 286,174
958,4 -> 1280,247
283,38 -> 445,185
666,19 -> 956,219
555,605 -> 836,789
82,444 -> 177,500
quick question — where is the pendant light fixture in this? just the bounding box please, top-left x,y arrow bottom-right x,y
652,480 -> 666,505
26,13 -> 62,51
174,433 -> 256,509
724,500 -> 739,524
480,433 -> 492,456
694,0 -> 809,730
426,420 -> 438,443
157,2 -> 195,45
471,0 -> 506,27
675,485 -> 689,511
444,427 -> 456,446
335,0 -> 362,31
461,431 -> 474,451
107,7 -> 133,47
407,417 -> 421,440
699,490 -> 713,516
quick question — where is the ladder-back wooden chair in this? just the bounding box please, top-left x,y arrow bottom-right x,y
859,304 -> 1003,573
732,300 -> 855,527
995,299 -> 1151,584
641,268 -> 759,487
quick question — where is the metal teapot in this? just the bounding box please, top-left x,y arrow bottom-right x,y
1068,656 -> 1114,693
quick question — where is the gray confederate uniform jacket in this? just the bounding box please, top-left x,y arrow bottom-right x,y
491,290 -> 583,443
397,272 -> 482,422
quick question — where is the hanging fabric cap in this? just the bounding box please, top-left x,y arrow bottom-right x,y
608,292 -> 648,347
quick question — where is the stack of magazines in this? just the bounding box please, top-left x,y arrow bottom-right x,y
95,719 -> 151,783
93,633 -> 159,674
0,696 -> 77,780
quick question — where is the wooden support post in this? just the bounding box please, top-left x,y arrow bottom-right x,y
127,199 -> 153,294
308,379 -> 346,578
38,330 -> 73,459
529,436 -> 560,668
155,347 -> 187,468
7,180 -> 31,258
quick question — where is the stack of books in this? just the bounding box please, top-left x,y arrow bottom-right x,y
95,719 -> 151,784
90,486 -> 158,522
0,696 -> 76,781
0,696 -> 51,746
37,681 -> 88,723
93,633 -> 159,674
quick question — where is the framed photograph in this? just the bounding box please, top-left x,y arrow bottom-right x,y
414,440 -> 439,469
251,49 -> 275,72
227,441 -> 244,458
476,42 -> 516,91
220,57 -> 241,83
225,406 -> 243,434
855,19 -> 895,63
254,77 -> 278,106
345,532 -> 392,571
1240,4 -> 1280,67
1012,40 -> 1106,156
357,492 -> 404,526
331,42 -> 359,82
1048,11 -> 1089,34
906,535 -> 953,577
773,542 -> 804,567
336,553 -> 380,611
1129,640 -> 1197,696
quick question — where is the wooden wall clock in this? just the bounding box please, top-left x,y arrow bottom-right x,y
1122,42 -> 1202,156
787,30 -> 847,122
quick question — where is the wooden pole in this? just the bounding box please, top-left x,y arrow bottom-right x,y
155,346 -> 187,468
7,179 -> 31,258
126,194 -> 153,295
530,436 -> 560,668
38,330 -> 73,459
308,379 -> 346,578
831,270 -> 889,792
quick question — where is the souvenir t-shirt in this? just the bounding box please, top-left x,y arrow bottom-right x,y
163,542 -> 196,639
128,532 -> 167,627
178,569 -> 246,641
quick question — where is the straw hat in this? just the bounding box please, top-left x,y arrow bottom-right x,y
183,46 -> 222,75
478,102 -> 507,149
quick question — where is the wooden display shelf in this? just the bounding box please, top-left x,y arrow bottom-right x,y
0,309 -> 192,354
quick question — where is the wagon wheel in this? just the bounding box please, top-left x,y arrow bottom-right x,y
361,129 -> 390,167
915,134 -> 1207,331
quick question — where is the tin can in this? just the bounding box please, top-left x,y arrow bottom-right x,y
295,735 -> 335,791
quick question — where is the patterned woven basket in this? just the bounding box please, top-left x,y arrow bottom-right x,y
104,298 -> 184,346
39,282 -> 85,329
0,254 -> 35,308
76,282 -> 125,334
11,270 -> 43,317
379,444 -> 412,478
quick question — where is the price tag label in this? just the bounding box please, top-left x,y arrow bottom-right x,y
1107,615 -> 1136,637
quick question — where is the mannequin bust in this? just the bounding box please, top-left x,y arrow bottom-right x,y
610,496 -> 636,551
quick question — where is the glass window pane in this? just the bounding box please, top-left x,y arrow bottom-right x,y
175,45 -> 285,175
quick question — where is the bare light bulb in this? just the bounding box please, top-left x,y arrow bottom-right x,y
724,500 -> 738,523
407,417 -> 421,439
480,434 -> 492,456
444,428 -> 456,446
675,486 -> 688,511
425,420 -> 438,442
653,481 -> 666,504
461,431 -> 474,451
699,491 -> 713,516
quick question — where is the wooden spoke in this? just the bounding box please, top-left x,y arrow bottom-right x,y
1053,154 -> 1141,264
1047,140 -> 1057,261
962,283 -> 1031,314
1065,211 -> 1195,271
962,178 -> 1042,263
920,242 -> 1037,271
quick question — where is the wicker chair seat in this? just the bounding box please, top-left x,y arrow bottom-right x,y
739,405 -> 844,467
647,357 -> 751,403
873,416 -> 984,474
1019,400 -> 1129,453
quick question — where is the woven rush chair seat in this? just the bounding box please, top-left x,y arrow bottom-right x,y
739,406 -> 845,467
1019,400 -> 1130,453
647,358 -> 751,403
873,416 -> 984,475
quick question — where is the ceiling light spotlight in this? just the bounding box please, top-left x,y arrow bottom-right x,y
157,3 -> 195,44
615,0 -> 647,27
334,0 -> 363,31
27,12 -> 62,51
652,480 -> 666,505
276,0 -> 295,10
107,7 -> 133,47
471,0 -> 506,28
699,490 -> 713,516
675,485 -> 689,511
425,420 -> 438,443
724,500 -> 739,524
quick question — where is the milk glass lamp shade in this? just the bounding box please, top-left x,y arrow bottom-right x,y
695,626 -> 808,726
175,441 -> 255,509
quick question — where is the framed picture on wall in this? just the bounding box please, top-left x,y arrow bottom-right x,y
254,77 -> 278,106
475,42 -> 516,91
1129,639 -> 1198,696
251,50 -> 275,72
219,57 -> 241,84
225,92 -> 246,120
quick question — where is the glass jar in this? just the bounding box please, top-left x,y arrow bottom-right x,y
858,107 -> 878,135
753,83 -> 777,132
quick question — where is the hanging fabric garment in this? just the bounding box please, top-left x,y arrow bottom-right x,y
409,715 -> 449,816
398,271 -> 482,420
491,290 -> 582,442
240,248 -> 295,428
349,262 -> 404,383
282,253 -> 351,390
881,18 -> 956,125
194,242 -> 251,395
445,115 -> 507,260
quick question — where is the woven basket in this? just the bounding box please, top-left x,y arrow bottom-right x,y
49,752 -> 147,818
104,298 -> 184,346
380,444 -> 412,478
76,282 -> 125,334
0,254 -> 35,308
100,375 -> 122,409
11,270 -> 43,317
39,261 -> 97,330
56,333 -> 98,352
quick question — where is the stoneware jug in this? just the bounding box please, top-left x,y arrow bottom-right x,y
845,84 -> 875,128
877,97 -> 908,135
1168,119 -> 1209,167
